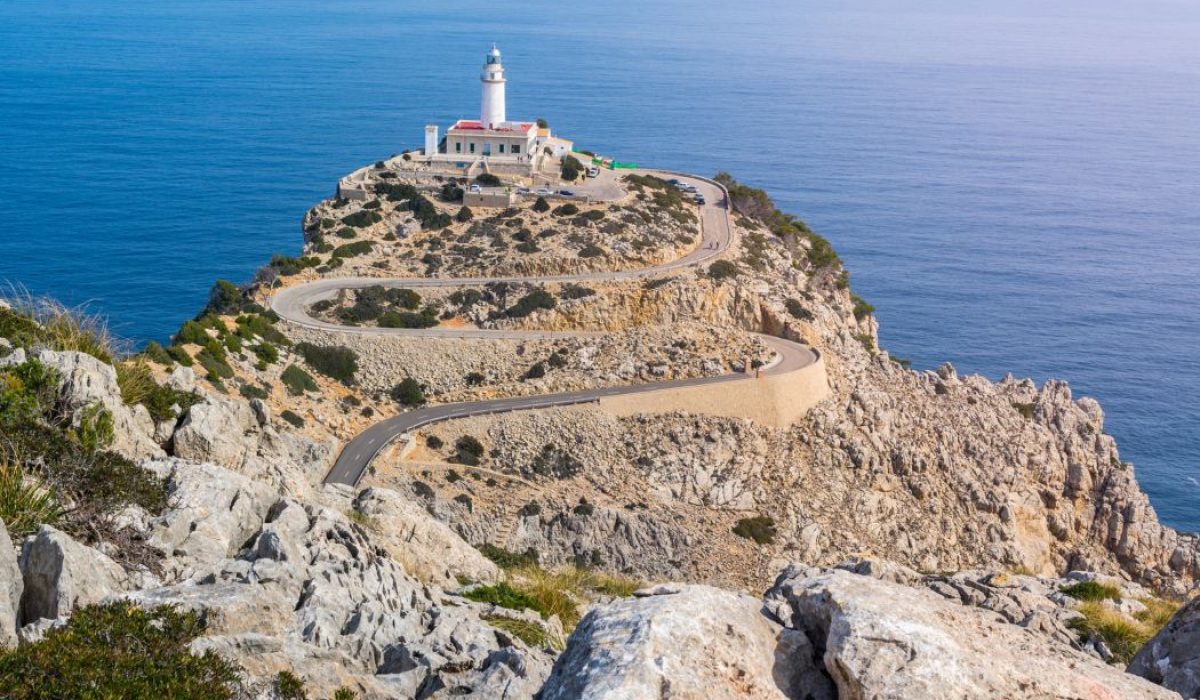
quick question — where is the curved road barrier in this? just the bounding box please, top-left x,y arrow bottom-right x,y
272,170 -> 830,487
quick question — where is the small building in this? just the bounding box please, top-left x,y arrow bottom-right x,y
423,46 -> 564,175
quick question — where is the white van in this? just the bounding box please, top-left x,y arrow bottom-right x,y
586,166 -> 600,178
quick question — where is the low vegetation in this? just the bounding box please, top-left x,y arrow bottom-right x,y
0,601 -> 242,699
732,515 -> 777,544
1061,580 -> 1121,602
1068,597 -> 1179,665
294,342 -> 358,383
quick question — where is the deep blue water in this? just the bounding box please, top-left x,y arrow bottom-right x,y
1,1 -> 1197,530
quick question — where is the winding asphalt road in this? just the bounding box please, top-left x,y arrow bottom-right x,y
271,170 -> 819,486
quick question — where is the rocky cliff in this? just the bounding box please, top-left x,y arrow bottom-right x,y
0,165 -> 1196,698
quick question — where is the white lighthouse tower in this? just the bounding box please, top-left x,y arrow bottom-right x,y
480,44 -> 506,129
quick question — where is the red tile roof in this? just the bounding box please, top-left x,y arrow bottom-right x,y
449,119 -> 534,133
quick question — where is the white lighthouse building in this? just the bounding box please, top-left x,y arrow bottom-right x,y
422,45 -> 570,174
480,44 -> 506,129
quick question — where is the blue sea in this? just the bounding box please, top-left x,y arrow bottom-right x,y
1,1 -> 1197,531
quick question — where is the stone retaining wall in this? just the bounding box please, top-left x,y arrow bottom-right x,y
598,352 -> 829,428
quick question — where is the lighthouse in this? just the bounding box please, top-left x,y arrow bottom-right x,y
480,44 -> 506,129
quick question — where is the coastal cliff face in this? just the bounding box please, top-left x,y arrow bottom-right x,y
1,164 -> 1197,698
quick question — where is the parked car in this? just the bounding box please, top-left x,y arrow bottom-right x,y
693,194 -> 707,205
516,187 -> 531,195
559,189 -> 575,197
586,166 -> 600,178
682,184 -> 698,193
468,184 -> 482,193
535,187 -> 553,196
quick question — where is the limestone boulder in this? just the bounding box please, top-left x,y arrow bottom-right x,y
353,487 -> 499,586
1129,596 -> 1200,699
171,396 -> 259,468
18,525 -> 129,624
763,567 -> 1179,700
0,519 -> 22,647
34,349 -> 164,460
143,459 -> 276,577
539,583 -> 832,700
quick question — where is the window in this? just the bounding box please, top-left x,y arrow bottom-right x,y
455,142 -> 462,153
499,144 -> 505,154
469,142 -> 475,154
512,144 -> 520,155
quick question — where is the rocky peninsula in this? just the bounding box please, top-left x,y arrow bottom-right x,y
1,154 -> 1198,699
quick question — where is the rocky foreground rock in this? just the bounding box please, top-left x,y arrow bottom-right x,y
542,566 -> 1180,700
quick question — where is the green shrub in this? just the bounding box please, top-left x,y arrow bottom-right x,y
295,342 -> 358,383
408,195 -> 453,230
455,206 -> 474,222
411,480 -> 435,499
0,601 -> 242,700
475,173 -> 501,186
0,459 -> 64,537
456,435 -> 484,461
239,383 -> 269,400
573,498 -> 594,517
525,362 -> 546,380
335,227 -> 357,239
708,260 -> 740,280
561,155 -> 583,182
333,688 -> 358,700
166,345 -> 194,367
376,181 -> 420,202
341,210 -> 383,228
332,241 -> 374,259
378,308 -> 438,329
276,670 -> 307,700
196,347 -> 233,380
281,365 -> 319,396
174,319 -> 210,345
1061,580 -> 1121,602
732,515 -> 776,544
235,314 -> 289,345
552,203 -> 579,217
559,284 -> 595,300
137,382 -> 200,423
270,254 -> 321,276
482,614 -> 547,648
465,581 -> 544,614
478,544 -> 540,569
580,209 -> 605,222
465,371 -> 485,386
450,289 -> 483,308
426,435 -> 444,449
391,377 -> 426,406
142,341 -> 174,366
577,244 -> 604,259
785,298 -> 814,321
250,342 -> 279,366
528,444 -> 582,479
532,196 -> 550,213
519,501 -> 542,517
280,410 -> 305,428
204,280 -> 244,316
851,294 -> 875,321
506,289 -> 557,318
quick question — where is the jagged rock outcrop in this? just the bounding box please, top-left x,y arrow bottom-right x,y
353,488 -> 499,586
0,520 -> 21,647
126,486 -> 553,698
142,458 -> 277,580
539,583 -> 831,700
541,564 -> 1177,699
18,525 -> 130,625
763,567 -> 1177,699
34,349 -> 163,460
171,396 -> 260,468
1129,596 -> 1200,699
